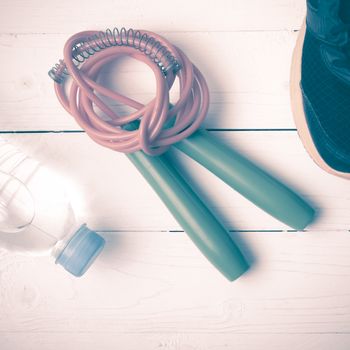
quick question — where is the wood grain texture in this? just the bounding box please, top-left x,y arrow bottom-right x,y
0,31 -> 297,130
2,132 -> 349,231
1,230 -> 350,350
3,334 -> 350,350
0,0 -> 305,33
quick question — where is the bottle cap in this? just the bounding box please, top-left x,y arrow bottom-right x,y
55,224 -> 105,277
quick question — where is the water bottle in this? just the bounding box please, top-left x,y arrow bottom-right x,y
0,139 -> 105,277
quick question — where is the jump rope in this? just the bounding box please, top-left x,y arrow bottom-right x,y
49,27 -> 315,281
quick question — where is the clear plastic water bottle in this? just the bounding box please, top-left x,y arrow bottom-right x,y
0,139 -> 105,277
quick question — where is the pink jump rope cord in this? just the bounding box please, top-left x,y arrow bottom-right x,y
50,30 -> 251,282
54,30 -> 209,155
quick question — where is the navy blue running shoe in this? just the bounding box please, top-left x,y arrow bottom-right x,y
290,0 -> 350,179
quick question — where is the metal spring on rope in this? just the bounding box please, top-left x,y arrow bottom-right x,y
48,27 -> 181,84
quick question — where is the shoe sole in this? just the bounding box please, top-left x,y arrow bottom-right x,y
290,20 -> 350,180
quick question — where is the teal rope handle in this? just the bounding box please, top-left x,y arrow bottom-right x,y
175,129 -> 315,230
126,150 -> 249,281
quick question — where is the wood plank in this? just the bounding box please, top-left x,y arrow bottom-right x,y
3,333 -> 350,350
1,0 -> 305,34
1,230 -> 350,340
2,132 -> 349,231
0,31 -> 299,130
3,334 -> 350,350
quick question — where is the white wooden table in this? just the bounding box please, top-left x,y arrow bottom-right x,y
1,1 -> 350,349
